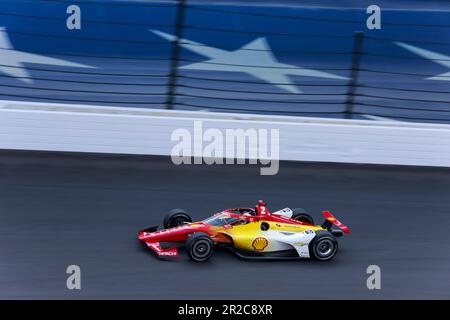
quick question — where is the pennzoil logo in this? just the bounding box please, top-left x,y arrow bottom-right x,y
252,237 -> 268,251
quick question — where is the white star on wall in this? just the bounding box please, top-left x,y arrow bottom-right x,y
396,42 -> 450,81
152,30 -> 348,94
0,27 -> 95,83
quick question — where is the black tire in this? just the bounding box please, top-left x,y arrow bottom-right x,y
186,232 -> 214,262
309,231 -> 338,261
291,208 -> 314,224
163,209 -> 192,229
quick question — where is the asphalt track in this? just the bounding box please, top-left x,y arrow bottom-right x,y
0,150 -> 449,299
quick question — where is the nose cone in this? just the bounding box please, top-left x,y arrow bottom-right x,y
138,231 -> 151,241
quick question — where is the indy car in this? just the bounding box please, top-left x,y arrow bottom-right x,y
138,200 -> 350,262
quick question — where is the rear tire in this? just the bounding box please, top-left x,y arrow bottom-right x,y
309,231 -> 338,261
291,208 -> 314,224
186,232 -> 214,262
163,209 -> 192,229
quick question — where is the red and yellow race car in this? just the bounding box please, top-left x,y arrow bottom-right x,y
138,200 -> 350,262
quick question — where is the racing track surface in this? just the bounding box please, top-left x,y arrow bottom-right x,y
0,150 -> 449,299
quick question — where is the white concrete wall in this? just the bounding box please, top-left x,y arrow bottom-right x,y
0,100 -> 449,167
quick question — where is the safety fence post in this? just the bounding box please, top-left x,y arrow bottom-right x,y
165,0 -> 186,110
345,31 -> 364,119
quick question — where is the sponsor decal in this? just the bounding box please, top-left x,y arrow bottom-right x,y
147,242 -> 178,256
158,250 -> 178,257
252,237 -> 269,251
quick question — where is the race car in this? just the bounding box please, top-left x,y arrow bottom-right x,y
138,200 -> 350,262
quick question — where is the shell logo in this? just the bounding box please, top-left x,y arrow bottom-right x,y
252,237 -> 269,251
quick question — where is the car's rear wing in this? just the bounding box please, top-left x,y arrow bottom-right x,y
321,211 -> 350,236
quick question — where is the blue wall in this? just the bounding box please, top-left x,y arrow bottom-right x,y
1,0 -> 449,122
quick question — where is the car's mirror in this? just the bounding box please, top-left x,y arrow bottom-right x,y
224,224 -> 232,229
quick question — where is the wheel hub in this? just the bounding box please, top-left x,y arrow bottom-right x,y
317,239 -> 333,257
193,240 -> 210,258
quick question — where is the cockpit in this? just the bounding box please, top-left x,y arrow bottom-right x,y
227,208 -> 256,216
203,211 -> 250,227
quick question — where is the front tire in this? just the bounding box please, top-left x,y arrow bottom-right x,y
163,209 -> 192,229
186,232 -> 214,262
291,208 -> 314,224
309,231 -> 338,261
